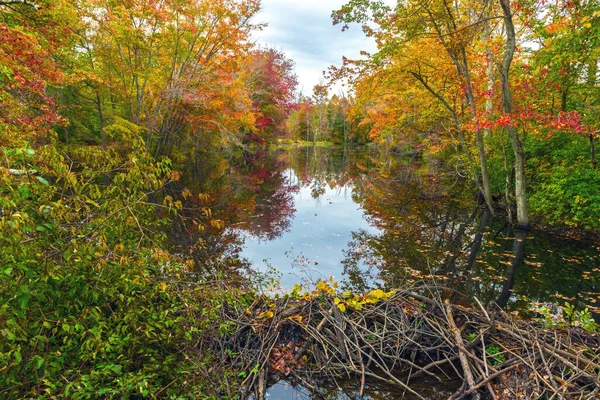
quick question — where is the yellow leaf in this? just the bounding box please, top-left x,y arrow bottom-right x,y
334,297 -> 341,305
258,310 -> 274,319
337,303 -> 346,313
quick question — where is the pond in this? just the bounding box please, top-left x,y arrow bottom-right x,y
178,145 -> 600,399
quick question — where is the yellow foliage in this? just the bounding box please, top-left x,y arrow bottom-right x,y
258,310 -> 274,319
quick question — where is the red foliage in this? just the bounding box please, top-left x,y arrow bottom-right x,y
0,23 -> 64,136
247,48 -> 298,139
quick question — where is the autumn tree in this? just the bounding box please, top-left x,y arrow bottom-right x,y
63,0 -> 261,158
0,0 -> 75,147
526,0 -> 600,168
245,47 -> 299,143
332,0 -> 498,214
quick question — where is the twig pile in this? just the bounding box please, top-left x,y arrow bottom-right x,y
199,287 -> 600,399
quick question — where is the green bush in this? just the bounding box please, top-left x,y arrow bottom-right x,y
529,165 -> 600,230
0,135 -> 212,398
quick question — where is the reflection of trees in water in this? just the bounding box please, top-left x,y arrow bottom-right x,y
283,146 -> 379,192
342,157 -> 600,312
496,228 -> 528,308
168,147 -> 299,276
172,145 -> 599,312
240,149 -> 299,241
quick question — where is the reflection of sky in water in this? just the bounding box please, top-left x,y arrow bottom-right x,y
262,380 -> 357,400
238,171 -> 380,289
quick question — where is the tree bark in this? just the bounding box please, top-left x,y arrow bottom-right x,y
484,5 -> 494,140
499,0 -> 529,228
95,92 -> 106,151
502,134 -> 514,225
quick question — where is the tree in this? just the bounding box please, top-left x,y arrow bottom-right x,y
245,48 -> 299,142
499,0 -> 529,228
332,0 -> 497,213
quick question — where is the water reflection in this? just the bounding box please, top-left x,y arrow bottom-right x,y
179,145 -> 600,315
232,147 -> 381,288
262,376 -> 459,400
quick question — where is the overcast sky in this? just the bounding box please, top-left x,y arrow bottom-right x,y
251,0 -> 378,97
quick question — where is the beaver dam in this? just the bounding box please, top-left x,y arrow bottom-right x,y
192,282 -> 600,400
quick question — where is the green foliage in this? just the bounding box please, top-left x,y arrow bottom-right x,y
485,345 -> 505,366
563,302 -> 598,332
0,134 -> 221,398
529,165 -> 600,231
530,302 -> 599,333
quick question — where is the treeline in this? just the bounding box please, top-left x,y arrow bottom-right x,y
285,87 -> 376,145
287,90 -> 363,145
330,0 -> 600,231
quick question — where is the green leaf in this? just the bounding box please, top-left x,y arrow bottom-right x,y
36,176 -> 49,186
4,329 -> 16,341
19,294 -> 31,309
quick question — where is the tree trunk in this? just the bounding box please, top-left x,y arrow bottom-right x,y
561,89 -> 568,112
499,0 -> 529,228
476,131 -> 494,216
306,108 -> 310,142
95,92 -> 106,151
502,135 -> 514,225
484,11 -> 494,140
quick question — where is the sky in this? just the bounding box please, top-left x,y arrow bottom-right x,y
251,0 -> 379,97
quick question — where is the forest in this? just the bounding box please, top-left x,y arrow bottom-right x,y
0,0 -> 599,399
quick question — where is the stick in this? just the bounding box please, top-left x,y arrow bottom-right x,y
446,300 -> 480,400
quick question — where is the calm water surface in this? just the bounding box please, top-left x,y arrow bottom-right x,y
180,145 -> 599,399
202,146 -> 599,313
235,170 -> 380,289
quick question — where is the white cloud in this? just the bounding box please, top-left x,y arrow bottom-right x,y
251,0 -> 378,97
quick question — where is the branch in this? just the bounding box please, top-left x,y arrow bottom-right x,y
6,168 -> 38,176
